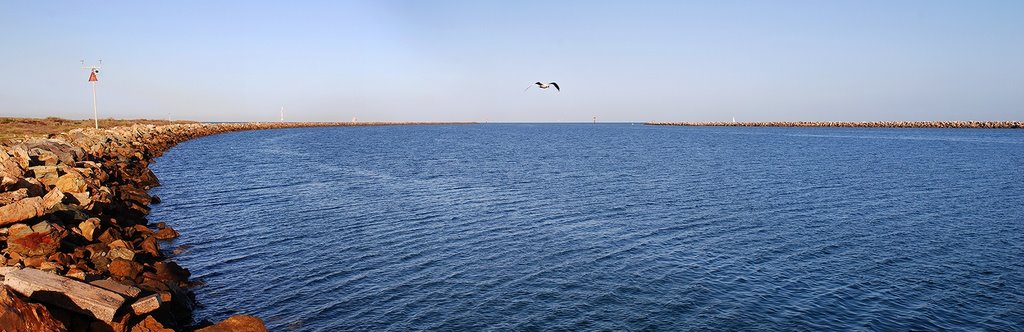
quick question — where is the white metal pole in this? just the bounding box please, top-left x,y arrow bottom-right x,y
91,81 -> 98,129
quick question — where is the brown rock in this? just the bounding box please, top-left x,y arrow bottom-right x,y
55,172 -> 88,193
132,224 -> 154,236
130,294 -> 162,315
108,247 -> 135,261
91,256 -> 112,273
108,259 -> 143,280
69,191 -> 92,207
153,226 -> 179,240
152,261 -> 190,283
41,187 -> 65,209
79,218 -> 100,242
97,228 -> 122,245
28,165 -> 59,187
0,196 -> 44,226
140,236 -> 161,258
22,256 -> 45,268
0,188 -> 29,205
0,158 -> 25,191
0,285 -> 68,332
130,315 -> 172,332
196,315 -> 267,332
109,239 -> 132,249
65,267 -> 86,280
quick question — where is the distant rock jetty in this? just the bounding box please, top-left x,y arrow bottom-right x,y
645,121 -> 1024,129
0,121 -> 471,331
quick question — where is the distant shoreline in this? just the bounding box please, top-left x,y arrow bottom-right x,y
645,121 -> 1024,129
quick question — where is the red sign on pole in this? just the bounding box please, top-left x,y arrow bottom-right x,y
88,70 -> 98,82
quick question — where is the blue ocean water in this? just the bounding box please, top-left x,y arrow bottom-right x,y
148,124 -> 1024,331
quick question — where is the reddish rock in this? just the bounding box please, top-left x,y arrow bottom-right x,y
153,227 -> 179,240
140,236 -> 161,258
97,228 -> 122,245
132,224 -> 154,236
130,315 -> 172,332
108,258 -> 142,280
196,315 -> 267,332
6,222 -> 64,257
0,285 -> 67,332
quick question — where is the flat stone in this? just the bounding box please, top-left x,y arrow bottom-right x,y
90,279 -> 142,299
0,267 -> 18,280
3,268 -> 125,322
130,294 -> 161,315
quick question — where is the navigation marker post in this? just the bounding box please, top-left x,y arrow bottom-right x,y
280,106 -> 285,122
81,60 -> 102,129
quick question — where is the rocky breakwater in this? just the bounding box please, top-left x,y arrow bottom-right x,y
645,121 -> 1024,129
0,122 -> 464,331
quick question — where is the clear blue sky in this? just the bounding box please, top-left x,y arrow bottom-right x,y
2,1 -> 1022,122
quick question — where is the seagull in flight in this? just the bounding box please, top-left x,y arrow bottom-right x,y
525,81 -> 560,92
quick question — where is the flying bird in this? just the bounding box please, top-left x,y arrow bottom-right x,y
525,81 -> 560,92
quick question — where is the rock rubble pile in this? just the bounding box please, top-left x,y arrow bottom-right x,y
0,122 -> 464,331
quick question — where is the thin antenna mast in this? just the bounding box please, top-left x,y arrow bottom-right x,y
81,60 -> 102,129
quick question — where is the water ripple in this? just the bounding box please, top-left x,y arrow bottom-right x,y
149,125 -> 1024,331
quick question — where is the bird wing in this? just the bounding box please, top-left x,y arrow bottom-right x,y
550,82 -> 560,91
524,84 -> 533,92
